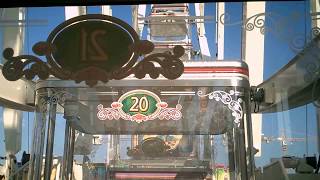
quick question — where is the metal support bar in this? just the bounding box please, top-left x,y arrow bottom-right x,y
27,114 -> 38,179
139,21 -> 215,25
67,126 -> 75,180
61,120 -> 76,180
35,109 -> 47,180
210,135 -> 215,177
60,121 -> 70,180
216,2 -> 225,59
238,114 -> 249,180
245,92 -> 256,180
140,15 -> 214,21
43,102 -> 57,180
317,107 -> 320,155
28,94 -> 47,180
227,129 -> 236,180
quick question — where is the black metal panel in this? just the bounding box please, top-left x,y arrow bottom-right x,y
1,0 -> 304,8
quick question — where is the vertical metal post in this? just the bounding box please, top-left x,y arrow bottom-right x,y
132,5 -> 138,33
245,91 -> 256,180
35,116 -> 46,180
210,135 -> 216,179
27,110 -> 39,179
61,120 -> 76,180
317,108 -> 320,156
61,121 -> 70,180
204,135 -> 211,159
131,135 -> 138,149
28,92 -> 48,180
238,112 -> 249,180
215,2 -> 225,60
115,135 -> 120,160
227,129 -> 236,180
198,135 -> 204,160
67,126 -> 75,180
43,101 -> 57,180
102,5 -> 112,16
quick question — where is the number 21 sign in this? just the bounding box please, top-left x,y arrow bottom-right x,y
2,14 -> 185,87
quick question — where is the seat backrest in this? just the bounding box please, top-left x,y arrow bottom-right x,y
263,160 -> 290,180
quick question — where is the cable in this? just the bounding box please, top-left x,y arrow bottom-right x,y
305,104 -> 308,155
27,112 -> 29,153
316,154 -> 320,173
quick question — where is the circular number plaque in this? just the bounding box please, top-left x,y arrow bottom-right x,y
119,90 -> 161,116
47,14 -> 139,72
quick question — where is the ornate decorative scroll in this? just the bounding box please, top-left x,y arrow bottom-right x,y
197,90 -> 243,127
220,12 -> 266,34
97,103 -> 182,123
220,11 -> 320,53
157,104 -> 182,121
37,90 -> 73,113
2,41 -> 184,87
312,27 -> 320,37
2,14 -> 184,87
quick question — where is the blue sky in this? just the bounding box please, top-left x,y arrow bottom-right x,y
0,1 -> 318,169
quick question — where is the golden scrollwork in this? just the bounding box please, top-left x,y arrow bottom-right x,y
2,14 -> 185,87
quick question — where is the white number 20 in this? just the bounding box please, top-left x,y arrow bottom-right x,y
130,96 -> 149,112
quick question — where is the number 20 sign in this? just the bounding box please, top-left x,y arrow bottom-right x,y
97,90 -> 183,123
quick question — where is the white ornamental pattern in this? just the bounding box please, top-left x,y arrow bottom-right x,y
197,90 -> 243,127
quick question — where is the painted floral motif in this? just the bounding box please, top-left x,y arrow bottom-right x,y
158,104 -> 182,121
97,103 -> 182,123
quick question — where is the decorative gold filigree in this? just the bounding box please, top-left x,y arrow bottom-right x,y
2,14 -> 185,87
2,41 -> 184,87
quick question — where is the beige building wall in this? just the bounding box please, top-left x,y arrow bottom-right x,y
242,2 -> 265,157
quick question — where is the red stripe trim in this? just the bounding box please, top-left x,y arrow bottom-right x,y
152,6 -> 188,8
155,45 -> 192,47
150,14 -> 188,16
184,67 -> 249,76
155,44 -> 191,45
115,173 -> 177,179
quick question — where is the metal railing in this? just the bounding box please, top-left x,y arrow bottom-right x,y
9,161 -> 29,180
